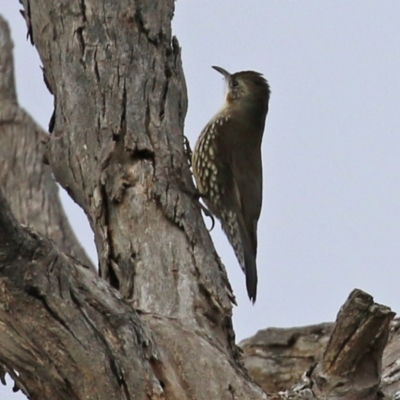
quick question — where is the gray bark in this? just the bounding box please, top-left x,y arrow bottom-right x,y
0,3 -> 399,400
0,17 -> 93,269
241,290 -> 399,399
0,3 -> 260,399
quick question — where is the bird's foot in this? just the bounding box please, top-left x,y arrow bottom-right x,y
183,187 -> 215,231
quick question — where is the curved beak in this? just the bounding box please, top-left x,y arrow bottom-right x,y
212,66 -> 231,79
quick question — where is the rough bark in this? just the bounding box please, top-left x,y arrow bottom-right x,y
0,187 -> 159,399
240,323 -> 333,393
0,16 -> 93,269
312,290 -> 393,399
0,3 -> 261,399
241,290 -> 399,399
1,3 -> 400,400
382,320 -> 400,398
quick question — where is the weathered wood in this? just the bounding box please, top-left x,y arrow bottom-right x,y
0,16 -> 93,269
19,0 -> 235,316
241,290 -> 397,399
0,6 -> 262,399
1,4 -> 400,400
312,289 -> 394,399
382,320 -> 400,398
0,187 -> 160,399
240,323 -> 333,393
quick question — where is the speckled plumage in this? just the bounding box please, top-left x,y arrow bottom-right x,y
192,66 -> 270,303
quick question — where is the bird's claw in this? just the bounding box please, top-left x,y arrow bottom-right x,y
199,202 -> 215,231
183,135 -> 193,168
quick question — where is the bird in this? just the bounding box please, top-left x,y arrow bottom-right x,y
192,66 -> 270,303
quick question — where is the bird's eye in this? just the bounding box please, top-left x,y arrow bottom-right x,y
231,79 -> 239,87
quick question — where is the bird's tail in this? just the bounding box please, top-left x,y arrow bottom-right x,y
242,234 -> 258,303
221,212 -> 258,302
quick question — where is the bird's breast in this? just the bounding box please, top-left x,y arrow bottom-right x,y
192,121 -> 227,215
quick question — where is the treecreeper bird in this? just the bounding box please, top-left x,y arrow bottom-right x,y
192,66 -> 270,303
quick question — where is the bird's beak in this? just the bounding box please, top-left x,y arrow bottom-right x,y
212,66 -> 231,79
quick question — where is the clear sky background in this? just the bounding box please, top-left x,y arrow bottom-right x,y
1,2 -> 400,398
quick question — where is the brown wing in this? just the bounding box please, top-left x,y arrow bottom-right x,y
214,113 -> 264,248
231,148 -> 263,255
213,117 -> 263,301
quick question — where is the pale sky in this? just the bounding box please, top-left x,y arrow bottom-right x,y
1,2 -> 400,398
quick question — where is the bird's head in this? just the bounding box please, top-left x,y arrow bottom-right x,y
212,66 -> 270,109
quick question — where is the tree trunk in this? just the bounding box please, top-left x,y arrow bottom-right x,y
0,2 -> 256,399
0,3 -> 399,400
